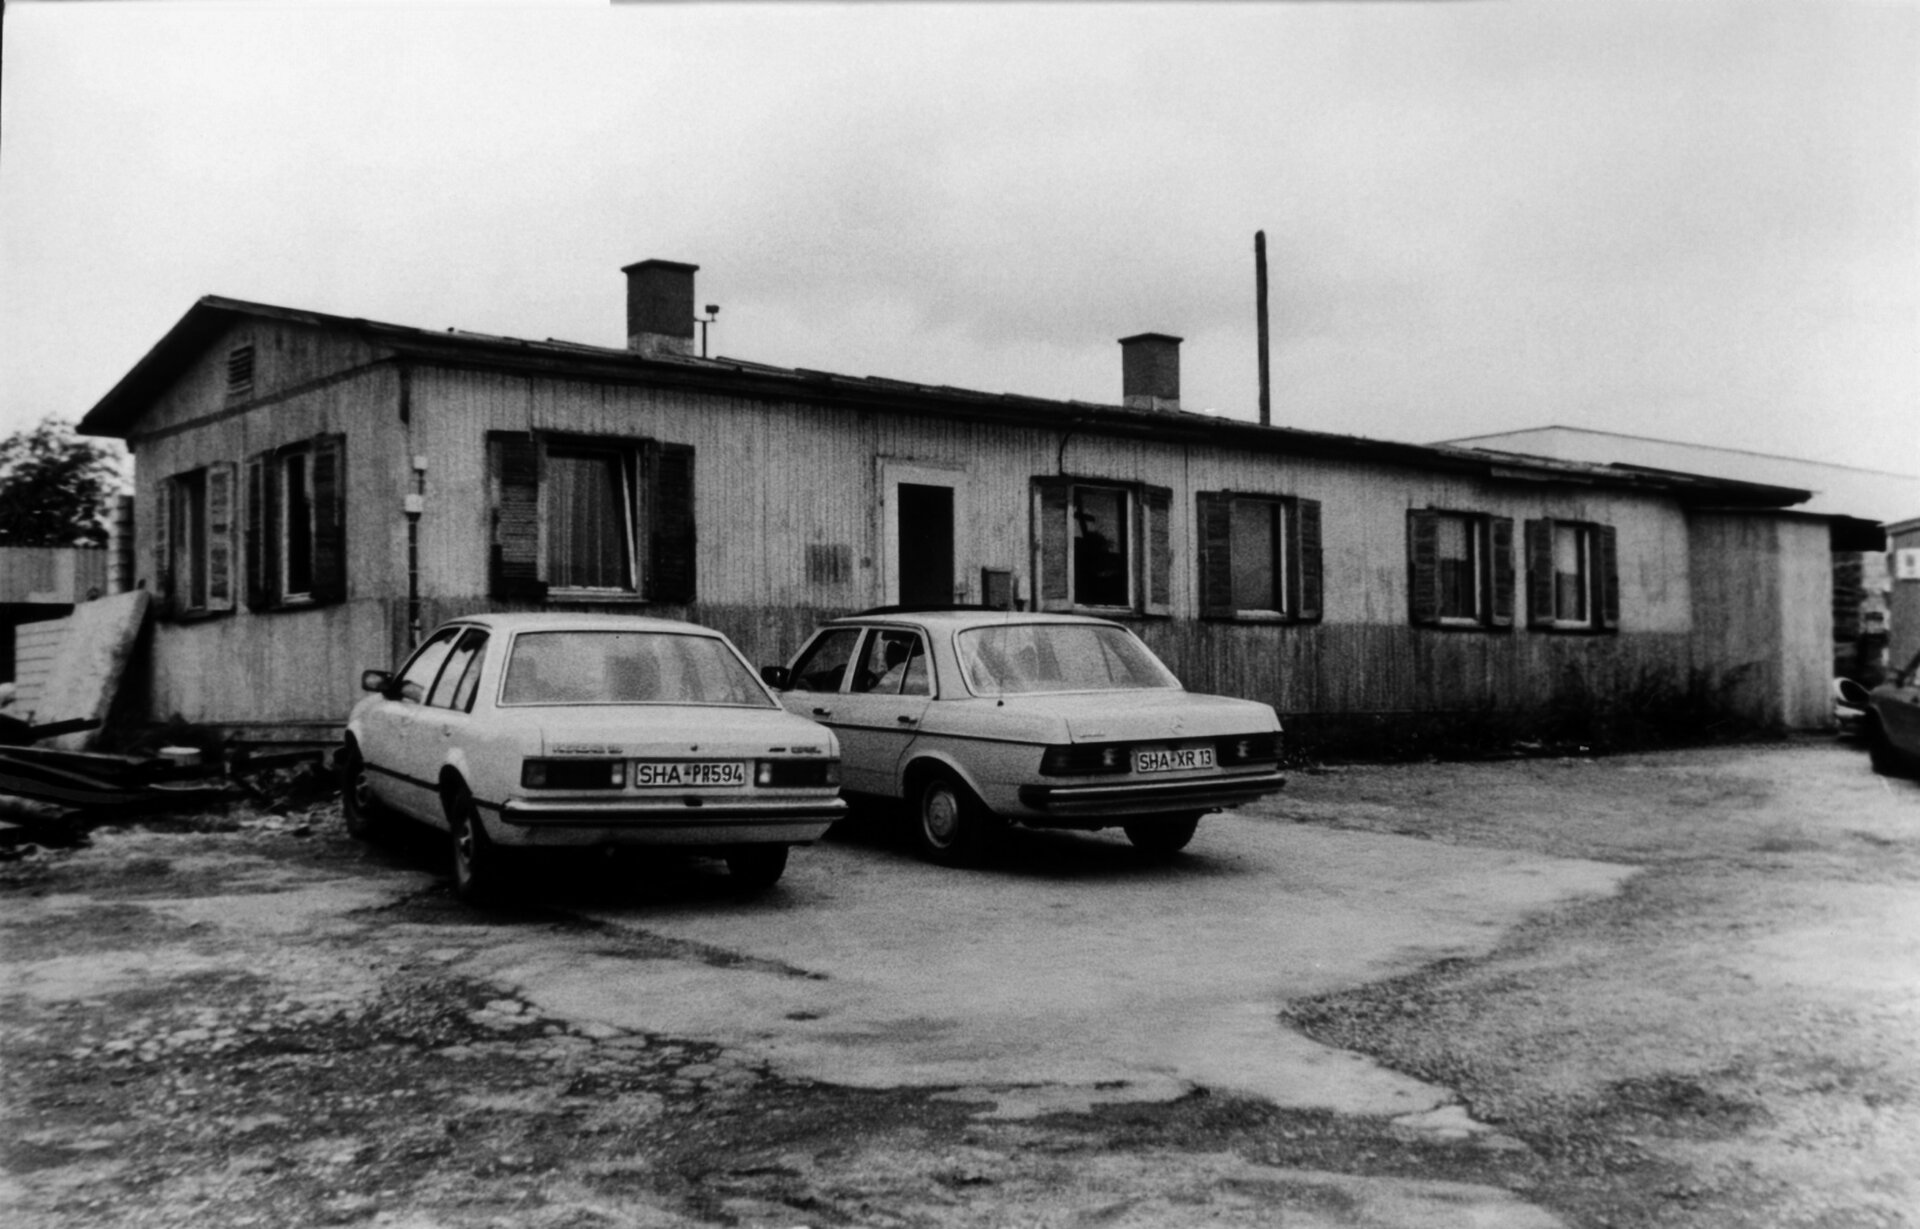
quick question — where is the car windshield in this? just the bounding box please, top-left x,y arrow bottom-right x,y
956,623 -> 1180,694
500,631 -> 774,707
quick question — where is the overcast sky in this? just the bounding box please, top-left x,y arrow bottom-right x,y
1,0 -> 1913,477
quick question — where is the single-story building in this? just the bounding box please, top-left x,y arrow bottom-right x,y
77,259 -> 1831,751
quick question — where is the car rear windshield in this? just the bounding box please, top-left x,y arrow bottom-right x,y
500,631 -> 775,707
956,624 -> 1180,695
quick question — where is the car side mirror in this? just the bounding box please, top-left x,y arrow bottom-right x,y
361,669 -> 395,696
760,665 -> 791,691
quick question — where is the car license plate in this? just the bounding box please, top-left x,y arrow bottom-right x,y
1133,746 -> 1215,774
631,761 -> 748,788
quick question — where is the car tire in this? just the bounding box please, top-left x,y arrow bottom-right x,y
725,844 -> 789,894
1123,813 -> 1201,859
338,741 -> 390,841
447,785 -> 506,904
912,770 -> 1000,867
1867,718 -> 1912,778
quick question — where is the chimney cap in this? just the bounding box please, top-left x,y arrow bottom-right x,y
1118,331 -> 1184,346
621,258 -> 700,276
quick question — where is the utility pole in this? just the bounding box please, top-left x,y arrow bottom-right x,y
1255,231 -> 1272,427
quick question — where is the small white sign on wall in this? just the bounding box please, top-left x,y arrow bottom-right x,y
1895,547 -> 1920,582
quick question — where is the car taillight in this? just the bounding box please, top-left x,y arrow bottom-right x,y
1039,744 -> 1131,776
521,759 -> 626,789
1215,733 -> 1280,764
755,759 -> 840,787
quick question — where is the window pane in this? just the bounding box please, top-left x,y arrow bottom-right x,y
283,452 -> 313,598
180,472 -> 207,610
428,630 -> 487,709
852,630 -> 924,695
957,624 -> 1179,694
501,631 -> 772,707
548,450 -> 632,590
1554,524 -> 1588,621
1230,500 -> 1280,612
1072,487 -> 1130,607
789,628 -> 862,693
1436,515 -> 1479,619
397,628 -> 462,705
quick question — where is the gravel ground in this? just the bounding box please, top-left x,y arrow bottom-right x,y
1,736 -> 1915,1228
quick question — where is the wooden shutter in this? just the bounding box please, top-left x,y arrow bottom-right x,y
1597,523 -> 1620,631
245,450 -> 279,611
1196,492 -> 1234,618
205,463 -> 236,612
647,442 -> 697,605
1143,484 -> 1172,616
1293,497 -> 1323,622
488,432 -> 546,602
1407,509 -> 1440,625
1525,518 -> 1555,628
152,476 -> 174,615
1488,516 -> 1515,628
1033,478 -> 1072,612
310,434 -> 347,605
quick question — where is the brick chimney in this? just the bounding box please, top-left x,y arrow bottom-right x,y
622,259 -> 699,357
1119,333 -> 1181,411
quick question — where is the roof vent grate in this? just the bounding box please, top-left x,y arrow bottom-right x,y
226,344 -> 256,399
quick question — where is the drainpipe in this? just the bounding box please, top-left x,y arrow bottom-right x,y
405,457 -> 425,649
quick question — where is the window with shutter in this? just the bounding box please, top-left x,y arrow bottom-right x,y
487,432 -> 696,605
1197,492 -> 1321,622
155,462 -> 238,619
1030,477 -> 1168,616
1524,518 -> 1617,632
243,434 -> 348,611
1411,509 -> 1511,631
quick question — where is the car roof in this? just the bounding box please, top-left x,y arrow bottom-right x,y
434,612 -> 728,637
823,610 -> 1123,631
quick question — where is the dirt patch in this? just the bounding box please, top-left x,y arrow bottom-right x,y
4,738 -> 1916,1227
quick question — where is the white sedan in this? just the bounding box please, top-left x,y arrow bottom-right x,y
764,611 -> 1285,865
341,613 -> 845,901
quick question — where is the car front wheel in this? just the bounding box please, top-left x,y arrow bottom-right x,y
1123,813 -> 1201,859
338,742 -> 390,841
725,844 -> 789,893
1868,718 -> 1912,778
447,786 -> 505,904
913,770 -> 999,867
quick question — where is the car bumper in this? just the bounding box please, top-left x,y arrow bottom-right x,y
490,794 -> 845,846
1015,769 -> 1287,821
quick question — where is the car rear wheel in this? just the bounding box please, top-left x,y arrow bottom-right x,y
725,844 -> 789,893
913,770 -> 999,867
338,742 -> 390,841
447,786 -> 505,904
1123,813 -> 1201,859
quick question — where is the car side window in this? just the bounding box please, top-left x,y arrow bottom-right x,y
852,630 -> 928,697
429,630 -> 489,711
790,628 -> 862,693
396,627 -> 462,705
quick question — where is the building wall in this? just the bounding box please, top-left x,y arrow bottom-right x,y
119,324 -> 1828,738
1889,519 -> 1920,673
1688,512 -> 1833,729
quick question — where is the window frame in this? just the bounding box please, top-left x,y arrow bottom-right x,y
487,431 -> 696,606
246,433 -> 346,613
1407,508 -> 1515,631
1525,518 -> 1619,633
1031,476 -> 1172,618
1196,491 -> 1323,623
153,462 -> 236,620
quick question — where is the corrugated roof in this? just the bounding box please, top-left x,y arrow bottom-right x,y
78,295 -> 1813,509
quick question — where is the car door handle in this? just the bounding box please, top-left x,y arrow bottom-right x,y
812,706 -> 833,718
896,714 -> 917,726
